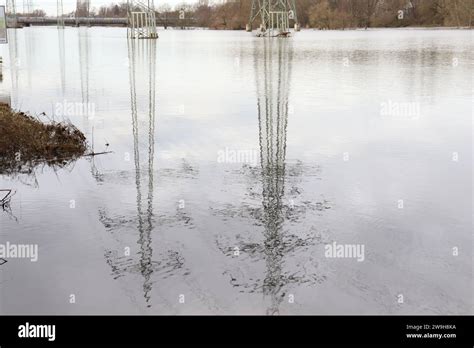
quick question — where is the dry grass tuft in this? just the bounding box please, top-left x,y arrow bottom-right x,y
0,103 -> 88,175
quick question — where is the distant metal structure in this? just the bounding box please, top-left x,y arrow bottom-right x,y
76,0 -> 90,16
17,16 -> 194,28
6,0 -> 16,26
23,0 -> 32,14
247,0 -> 300,37
76,0 -> 90,26
127,0 -> 158,39
6,0 -> 16,14
57,0 -> 64,28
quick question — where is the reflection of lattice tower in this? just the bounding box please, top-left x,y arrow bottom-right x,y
255,38 -> 293,314
95,39 -> 158,309
103,39 -> 157,306
57,0 -> 65,28
248,0 -> 299,36
76,0 -> 90,17
78,28 -> 90,120
127,0 -> 158,39
256,39 -> 292,188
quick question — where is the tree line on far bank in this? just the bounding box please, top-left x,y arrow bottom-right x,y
17,0 -> 473,29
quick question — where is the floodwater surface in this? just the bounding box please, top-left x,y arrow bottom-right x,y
0,27 -> 472,314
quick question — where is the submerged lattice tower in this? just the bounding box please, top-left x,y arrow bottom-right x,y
6,0 -> 17,27
76,0 -> 90,26
57,0 -> 65,28
23,0 -> 33,14
127,0 -> 158,39
6,0 -> 16,16
247,0 -> 300,36
76,0 -> 90,16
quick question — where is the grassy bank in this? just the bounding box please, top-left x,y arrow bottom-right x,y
0,103 -> 88,175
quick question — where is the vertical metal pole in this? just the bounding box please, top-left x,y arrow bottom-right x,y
6,0 -> 16,16
57,0 -> 65,28
6,0 -> 17,27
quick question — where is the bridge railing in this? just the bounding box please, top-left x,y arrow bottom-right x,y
12,16 -> 197,28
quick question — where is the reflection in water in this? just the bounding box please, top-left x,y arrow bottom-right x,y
8,29 -> 19,106
214,38 -> 330,314
129,38 -> 157,306
24,28 -> 35,90
58,29 -> 66,94
254,40 -> 332,314
99,39 -> 190,309
257,38 -> 292,315
78,28 -> 90,120
1,28 -> 471,315
100,39 -> 157,307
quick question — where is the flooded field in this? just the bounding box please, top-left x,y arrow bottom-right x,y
0,27 -> 472,314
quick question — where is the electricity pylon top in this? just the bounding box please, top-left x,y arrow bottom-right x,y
76,0 -> 90,17
247,0 -> 300,37
57,0 -> 65,28
127,0 -> 158,39
23,0 -> 33,14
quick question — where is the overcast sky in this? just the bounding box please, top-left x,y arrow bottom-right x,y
2,1 -> 200,15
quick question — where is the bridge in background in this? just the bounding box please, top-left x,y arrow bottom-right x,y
11,16 -> 196,28
5,1 -> 195,33
6,0 -> 300,36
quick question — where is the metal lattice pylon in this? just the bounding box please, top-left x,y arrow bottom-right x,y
248,0 -> 299,37
6,0 -> 16,15
127,0 -> 158,39
23,0 -> 33,14
76,0 -> 90,16
76,0 -> 90,26
6,0 -> 17,27
57,0 -> 65,28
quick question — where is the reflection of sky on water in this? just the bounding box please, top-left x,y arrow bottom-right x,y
0,28 -> 471,314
